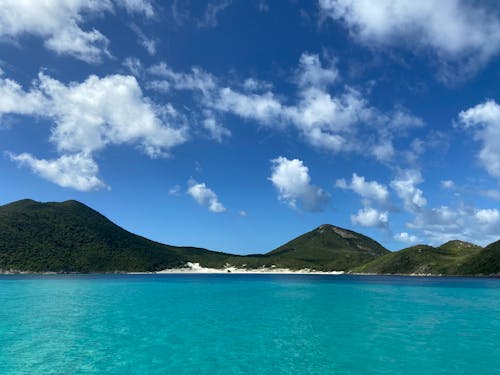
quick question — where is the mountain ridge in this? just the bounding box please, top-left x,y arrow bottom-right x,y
0,199 -> 498,275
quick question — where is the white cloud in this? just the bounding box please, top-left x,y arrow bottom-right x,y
295,53 -> 338,89
121,0 -> 155,18
146,80 -> 170,93
441,180 -> 455,189
202,115 -> 230,142
1,72 -> 187,189
130,23 -> 157,56
143,53 -> 423,158
458,100 -> 500,178
394,232 -> 419,244
242,78 -> 272,92
148,63 -> 217,95
198,0 -> 232,28
351,207 -> 388,228
474,208 -> 500,228
215,88 -> 283,124
123,57 -> 143,77
8,152 -> 106,191
269,156 -> 330,212
187,179 -> 226,213
239,210 -> 247,217
336,173 -> 389,205
371,141 -> 395,162
408,205 -> 500,246
0,77 -> 46,116
213,62 -> 421,156
0,0 -> 154,62
13,73 -> 186,157
319,0 -> 500,78
481,189 -> 500,201
390,169 -> 427,212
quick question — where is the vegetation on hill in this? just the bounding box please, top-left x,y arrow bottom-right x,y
0,199 -> 234,272
0,199 -> 498,275
457,241 -> 500,275
265,224 -> 389,271
352,241 -> 485,275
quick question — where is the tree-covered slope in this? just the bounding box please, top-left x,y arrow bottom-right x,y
0,199 -> 498,274
0,199 -> 234,272
457,240 -> 500,275
352,241 -> 483,275
265,224 -> 389,271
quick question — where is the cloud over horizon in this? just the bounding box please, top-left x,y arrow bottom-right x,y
269,156 -> 330,212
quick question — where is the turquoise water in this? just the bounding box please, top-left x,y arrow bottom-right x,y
0,275 -> 498,374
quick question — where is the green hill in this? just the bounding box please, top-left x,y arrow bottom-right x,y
265,224 -> 389,271
0,199 -> 235,272
0,200 -> 390,272
0,199 -> 498,275
457,240 -> 500,275
352,241 -> 483,275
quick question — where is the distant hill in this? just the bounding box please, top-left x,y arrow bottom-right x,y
352,241 -> 483,275
457,240 -> 500,275
265,224 -> 389,271
0,199 -> 498,275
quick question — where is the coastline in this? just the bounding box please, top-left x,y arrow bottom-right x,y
1,262 -> 498,277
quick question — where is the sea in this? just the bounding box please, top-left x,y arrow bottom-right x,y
0,274 -> 498,374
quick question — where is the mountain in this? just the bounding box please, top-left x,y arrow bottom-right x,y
352,241 -> 483,275
265,224 -> 390,271
0,199 -> 498,275
0,199 -> 236,272
0,200 -> 390,272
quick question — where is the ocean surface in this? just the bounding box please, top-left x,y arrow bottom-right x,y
0,274 -> 498,375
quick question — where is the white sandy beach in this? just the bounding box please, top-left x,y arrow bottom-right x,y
147,262 -> 345,275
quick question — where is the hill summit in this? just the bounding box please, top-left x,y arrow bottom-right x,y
265,224 -> 389,271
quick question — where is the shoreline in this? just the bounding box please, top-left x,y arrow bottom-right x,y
1,262 -> 498,277
135,262 -> 345,275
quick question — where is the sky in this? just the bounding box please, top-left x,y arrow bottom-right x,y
1,0 -> 500,254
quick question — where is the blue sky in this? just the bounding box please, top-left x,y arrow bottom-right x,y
1,0 -> 500,253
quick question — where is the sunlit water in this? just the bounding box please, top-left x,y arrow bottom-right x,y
0,274 -> 498,374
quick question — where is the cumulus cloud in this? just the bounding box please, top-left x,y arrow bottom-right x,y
187,179 -> 226,213
0,77 -> 46,116
8,152 -> 106,191
458,99 -> 500,178
319,0 -> 500,79
390,169 -> 427,212
0,0 -> 155,62
408,205 -> 500,246
1,73 -> 187,190
351,207 -> 388,228
295,53 -> 339,89
336,173 -> 389,205
269,156 -> 330,212
394,232 -> 419,245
